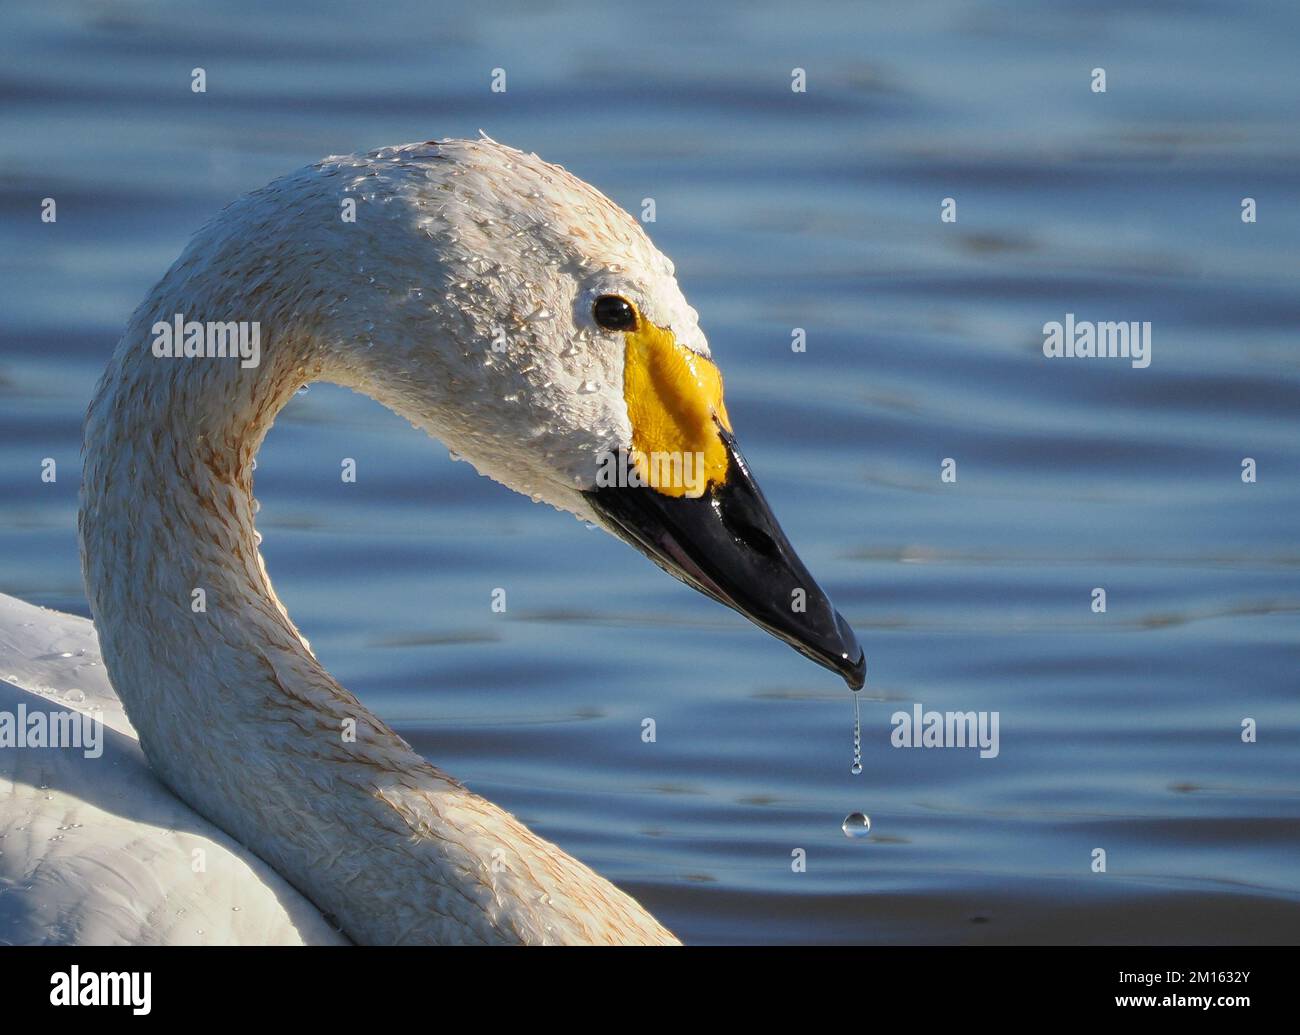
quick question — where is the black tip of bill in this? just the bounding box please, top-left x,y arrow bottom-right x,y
584,432 -> 866,691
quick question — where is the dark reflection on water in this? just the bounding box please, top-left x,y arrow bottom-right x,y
1,0 -> 1297,943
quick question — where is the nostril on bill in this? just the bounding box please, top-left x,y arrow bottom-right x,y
723,513 -> 779,557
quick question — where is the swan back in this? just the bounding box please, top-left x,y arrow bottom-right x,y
0,593 -> 349,945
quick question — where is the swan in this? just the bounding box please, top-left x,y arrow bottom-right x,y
1,137 -> 864,945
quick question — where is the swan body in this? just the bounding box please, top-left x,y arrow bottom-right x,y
5,138 -> 862,945
0,592 -> 347,944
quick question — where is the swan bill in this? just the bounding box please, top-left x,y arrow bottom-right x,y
584,430 -> 866,690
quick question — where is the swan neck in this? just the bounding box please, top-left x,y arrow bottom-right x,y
74,208 -> 678,946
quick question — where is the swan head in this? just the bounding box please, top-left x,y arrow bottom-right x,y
273,138 -> 863,687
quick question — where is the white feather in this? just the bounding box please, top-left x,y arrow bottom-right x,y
0,592 -> 348,945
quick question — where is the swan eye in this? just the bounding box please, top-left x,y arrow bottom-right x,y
592,295 -> 638,332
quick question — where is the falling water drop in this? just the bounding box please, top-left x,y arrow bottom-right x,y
850,690 -> 862,775
842,812 -> 871,839
843,683 -> 868,838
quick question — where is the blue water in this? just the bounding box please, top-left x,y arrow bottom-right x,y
2,0 -> 1298,943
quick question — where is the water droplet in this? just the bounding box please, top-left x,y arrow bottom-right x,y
59,652 -> 73,659
842,812 -> 871,839
578,380 -> 598,394
850,691 -> 862,775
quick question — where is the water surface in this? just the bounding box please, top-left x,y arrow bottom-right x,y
1,0 -> 1298,943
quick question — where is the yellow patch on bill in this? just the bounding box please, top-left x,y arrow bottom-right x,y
623,319 -> 732,497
